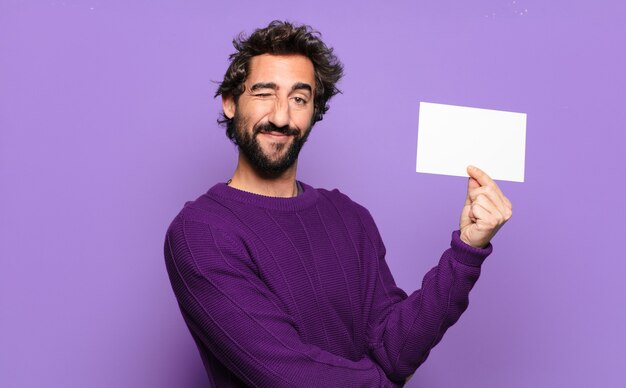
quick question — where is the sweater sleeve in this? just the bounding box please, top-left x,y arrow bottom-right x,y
164,215 -> 398,388
359,210 -> 492,383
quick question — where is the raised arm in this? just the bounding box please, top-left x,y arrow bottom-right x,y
365,228 -> 491,383
364,166 -> 511,383
164,215 -> 397,388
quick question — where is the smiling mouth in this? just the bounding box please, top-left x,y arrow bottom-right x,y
260,130 -> 291,137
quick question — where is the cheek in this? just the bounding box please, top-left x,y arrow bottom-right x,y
294,109 -> 315,128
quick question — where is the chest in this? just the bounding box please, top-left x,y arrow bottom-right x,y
236,207 -> 376,355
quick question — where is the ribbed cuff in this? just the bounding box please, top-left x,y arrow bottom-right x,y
449,230 -> 493,267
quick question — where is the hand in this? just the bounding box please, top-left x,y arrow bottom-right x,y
459,166 -> 513,248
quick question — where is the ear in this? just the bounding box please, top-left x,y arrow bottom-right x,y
222,95 -> 236,119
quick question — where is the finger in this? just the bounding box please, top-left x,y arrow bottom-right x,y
469,186 -> 512,219
464,177 -> 481,206
470,201 -> 495,228
467,177 -> 480,191
467,165 -> 499,192
465,203 -> 477,222
467,165 -> 492,185
467,165 -> 511,208
473,194 -> 507,224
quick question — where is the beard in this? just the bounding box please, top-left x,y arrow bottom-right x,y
233,113 -> 312,178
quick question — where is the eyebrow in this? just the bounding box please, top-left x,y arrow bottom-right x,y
291,82 -> 312,94
249,82 -> 313,94
250,82 -> 277,91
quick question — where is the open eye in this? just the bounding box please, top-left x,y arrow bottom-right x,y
293,97 -> 307,105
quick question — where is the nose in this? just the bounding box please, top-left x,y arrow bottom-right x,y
268,97 -> 290,128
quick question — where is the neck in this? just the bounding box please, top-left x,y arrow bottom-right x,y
228,153 -> 299,198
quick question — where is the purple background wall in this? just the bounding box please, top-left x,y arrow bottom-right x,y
2,1 -> 625,387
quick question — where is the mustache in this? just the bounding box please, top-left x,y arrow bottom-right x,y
253,122 -> 300,137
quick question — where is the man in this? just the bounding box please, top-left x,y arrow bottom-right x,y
164,21 -> 512,387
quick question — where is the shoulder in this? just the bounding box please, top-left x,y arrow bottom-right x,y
313,186 -> 375,221
164,185 -> 241,245
172,182 -> 249,225
309,184 -> 381,240
163,189 -> 252,272
306,184 -> 386,259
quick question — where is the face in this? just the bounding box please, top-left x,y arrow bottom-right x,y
223,54 -> 316,177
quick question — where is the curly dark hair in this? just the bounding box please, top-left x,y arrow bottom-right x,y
215,20 -> 344,143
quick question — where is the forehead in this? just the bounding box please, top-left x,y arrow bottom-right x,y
246,54 -> 315,88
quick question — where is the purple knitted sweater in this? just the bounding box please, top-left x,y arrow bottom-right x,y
164,182 -> 492,387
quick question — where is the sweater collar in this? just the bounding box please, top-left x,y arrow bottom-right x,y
206,181 -> 319,212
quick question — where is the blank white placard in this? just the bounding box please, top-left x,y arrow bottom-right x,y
416,102 -> 527,182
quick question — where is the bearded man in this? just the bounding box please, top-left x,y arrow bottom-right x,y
164,20 -> 512,387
